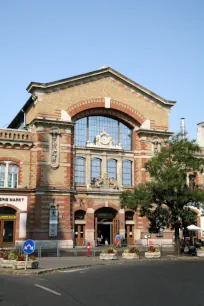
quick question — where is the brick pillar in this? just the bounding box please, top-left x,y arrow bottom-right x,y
119,209 -> 125,238
85,208 -> 95,245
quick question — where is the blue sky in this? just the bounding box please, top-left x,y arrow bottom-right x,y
0,0 -> 203,139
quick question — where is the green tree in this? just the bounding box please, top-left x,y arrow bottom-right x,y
120,134 -> 204,255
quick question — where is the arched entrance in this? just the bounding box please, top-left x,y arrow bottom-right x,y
0,206 -> 16,247
74,210 -> 86,246
95,207 -> 119,246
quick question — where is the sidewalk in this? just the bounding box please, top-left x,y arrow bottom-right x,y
1,255 -> 204,276
0,256 -> 124,275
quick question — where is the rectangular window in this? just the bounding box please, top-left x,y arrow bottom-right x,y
0,164 -> 5,188
122,160 -> 132,186
107,159 -> 117,179
91,158 -> 101,184
8,165 -> 18,188
75,157 -> 85,184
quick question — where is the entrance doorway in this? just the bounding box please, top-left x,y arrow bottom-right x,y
97,221 -> 112,245
125,211 -> 135,245
95,207 -> 119,246
0,207 -> 16,247
74,210 -> 86,246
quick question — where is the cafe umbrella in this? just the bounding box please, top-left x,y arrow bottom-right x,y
187,224 -> 202,245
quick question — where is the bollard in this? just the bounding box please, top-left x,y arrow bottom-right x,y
87,242 -> 91,257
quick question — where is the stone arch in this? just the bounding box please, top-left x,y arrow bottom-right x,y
94,203 -> 119,212
74,207 -> 87,214
0,204 -> 19,212
0,157 -> 20,164
67,98 -> 146,127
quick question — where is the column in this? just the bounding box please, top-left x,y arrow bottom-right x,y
101,154 -> 106,177
117,159 -> 122,187
86,154 -> 91,186
85,208 -> 95,245
119,208 -> 125,238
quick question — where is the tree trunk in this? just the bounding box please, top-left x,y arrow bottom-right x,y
174,222 -> 180,256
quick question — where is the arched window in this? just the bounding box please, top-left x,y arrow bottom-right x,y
75,210 -> 86,220
75,157 -> 85,185
0,164 -> 5,188
107,159 -> 117,179
91,158 -> 101,184
75,116 -> 132,150
75,118 -> 87,147
122,160 -> 132,186
8,164 -> 18,188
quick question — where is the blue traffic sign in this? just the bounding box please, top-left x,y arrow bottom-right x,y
23,239 -> 35,255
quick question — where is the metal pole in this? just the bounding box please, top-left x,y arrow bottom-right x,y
25,254 -> 28,271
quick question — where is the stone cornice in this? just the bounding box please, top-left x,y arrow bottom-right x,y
137,129 -> 174,137
31,117 -> 75,128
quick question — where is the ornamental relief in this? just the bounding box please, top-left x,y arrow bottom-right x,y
91,173 -> 119,190
86,131 -> 122,149
49,127 -> 60,169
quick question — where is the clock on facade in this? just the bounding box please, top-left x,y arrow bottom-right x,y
100,135 -> 109,145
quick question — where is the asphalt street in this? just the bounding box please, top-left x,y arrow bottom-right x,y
0,260 -> 204,306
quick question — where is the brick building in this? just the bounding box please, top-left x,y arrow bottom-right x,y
0,67 -> 177,248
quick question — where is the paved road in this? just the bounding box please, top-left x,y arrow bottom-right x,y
0,260 -> 204,306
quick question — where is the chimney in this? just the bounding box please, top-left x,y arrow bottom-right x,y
180,118 -> 185,138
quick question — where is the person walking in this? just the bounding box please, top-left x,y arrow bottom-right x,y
115,233 -> 121,248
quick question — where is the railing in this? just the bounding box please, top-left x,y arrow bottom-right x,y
15,242 -> 176,258
0,128 -> 32,141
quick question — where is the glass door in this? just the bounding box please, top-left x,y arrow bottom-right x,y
75,224 -> 85,246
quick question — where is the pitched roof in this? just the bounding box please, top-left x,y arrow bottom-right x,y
8,67 -> 176,128
27,67 -> 176,106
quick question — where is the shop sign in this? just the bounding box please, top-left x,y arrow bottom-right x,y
0,197 -> 25,203
0,215 -> 16,219
0,195 -> 27,211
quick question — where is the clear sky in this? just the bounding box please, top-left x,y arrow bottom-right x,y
0,0 -> 203,139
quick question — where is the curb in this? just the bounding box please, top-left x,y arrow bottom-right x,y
1,256 -> 204,276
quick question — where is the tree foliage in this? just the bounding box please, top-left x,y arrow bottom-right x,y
120,134 -> 204,249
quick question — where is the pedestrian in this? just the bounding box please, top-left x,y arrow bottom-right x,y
115,233 -> 121,248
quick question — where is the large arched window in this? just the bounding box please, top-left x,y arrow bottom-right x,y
75,157 -> 85,185
107,159 -> 117,179
122,160 -> 132,186
0,164 -> 5,188
8,165 -> 18,188
75,116 -> 132,150
91,158 -> 101,184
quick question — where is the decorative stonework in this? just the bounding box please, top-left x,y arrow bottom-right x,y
91,173 -> 119,190
86,131 -> 122,150
49,127 -> 60,168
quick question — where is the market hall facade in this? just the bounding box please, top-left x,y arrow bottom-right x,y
0,67 -> 178,248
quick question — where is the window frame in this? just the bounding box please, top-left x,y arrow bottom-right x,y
75,116 -> 132,150
75,157 -> 86,185
0,162 -> 19,188
122,160 -> 132,187
107,159 -> 117,179
0,163 -> 6,188
91,157 -> 101,184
